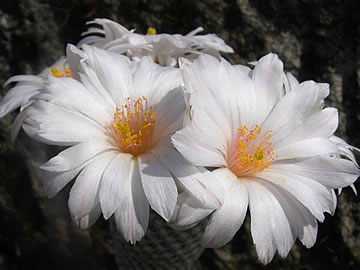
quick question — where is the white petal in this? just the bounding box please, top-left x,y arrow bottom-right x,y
186,26 -> 204,36
274,107 -> 338,148
100,153 -> 133,219
189,95 -> 229,154
170,191 -> 213,230
201,179 -> 248,248
180,55 -> 235,138
66,44 -> 86,81
84,18 -> 130,41
81,35 -> 106,48
138,154 -> 177,221
23,100 -> 107,145
80,26 -> 105,37
270,157 -> 360,189
37,76 -> 112,126
221,60 -> 257,130
84,46 -> 132,104
172,128 -> 227,167
132,56 -> 183,102
11,109 -> 28,142
245,179 -> 291,264
275,138 -> 338,160
68,151 -> 116,220
265,180 -> 317,249
330,135 -> 360,165
4,75 -> 43,86
157,55 -> 177,67
233,64 -> 252,77
258,168 -> 334,221
114,158 -> 149,244
152,87 -> 185,141
23,116 -> 66,146
192,33 -> 234,53
78,64 -> 116,112
41,141 -> 113,172
153,146 -> 224,209
350,184 -> 358,195
0,84 -> 42,117
262,80 -> 330,145
252,53 -> 284,123
331,189 -> 338,214
42,167 -> 85,198
300,221 -> 318,249
74,204 -> 102,229
286,72 -> 300,90
251,179 -> 318,254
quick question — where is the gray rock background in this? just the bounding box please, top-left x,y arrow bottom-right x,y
0,0 -> 359,269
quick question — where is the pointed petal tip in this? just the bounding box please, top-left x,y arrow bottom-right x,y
101,209 -> 113,220
351,184 -> 358,196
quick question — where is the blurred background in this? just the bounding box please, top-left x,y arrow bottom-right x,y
0,0 -> 359,269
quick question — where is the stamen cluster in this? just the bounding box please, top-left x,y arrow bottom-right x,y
229,125 -> 278,176
49,65 -> 72,78
110,97 -> 156,156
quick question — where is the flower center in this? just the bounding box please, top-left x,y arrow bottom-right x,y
110,97 -> 156,156
49,65 -> 72,78
228,125 -> 278,176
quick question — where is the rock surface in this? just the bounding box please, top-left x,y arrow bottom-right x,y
0,0 -> 359,269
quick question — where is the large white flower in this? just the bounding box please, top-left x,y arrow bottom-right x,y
171,53 -> 360,263
78,18 -> 234,67
22,45 -> 223,243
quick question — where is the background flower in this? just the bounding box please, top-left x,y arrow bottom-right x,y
78,18 -> 233,67
0,44 -> 87,141
0,57 -> 70,140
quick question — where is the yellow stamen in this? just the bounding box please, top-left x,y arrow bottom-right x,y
110,97 -> 156,156
146,27 -> 157,35
230,125 -> 278,176
254,149 -> 264,160
49,65 -> 72,78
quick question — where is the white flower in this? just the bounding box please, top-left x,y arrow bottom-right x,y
0,57 -> 68,139
171,53 -> 360,263
22,45 -> 223,243
0,45 -> 84,140
78,18 -> 233,67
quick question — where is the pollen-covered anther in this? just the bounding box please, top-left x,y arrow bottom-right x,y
110,97 -> 156,156
229,125 -> 278,176
49,65 -> 72,78
146,27 -> 157,35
